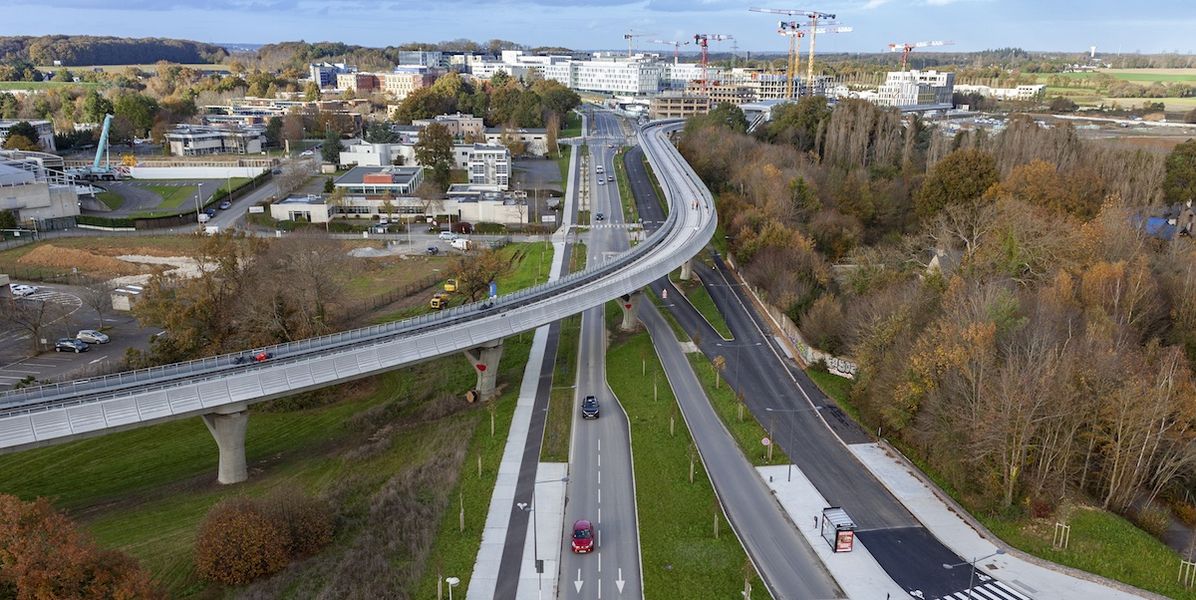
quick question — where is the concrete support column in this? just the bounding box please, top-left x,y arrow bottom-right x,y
619,291 -> 642,332
464,339 -> 504,401
202,404 -> 249,485
680,259 -> 694,281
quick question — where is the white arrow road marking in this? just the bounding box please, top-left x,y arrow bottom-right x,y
616,568 -> 626,594
574,569 -> 584,594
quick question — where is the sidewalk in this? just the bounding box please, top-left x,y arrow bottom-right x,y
757,465 -> 907,599
515,462 -> 568,599
850,443 -> 1157,600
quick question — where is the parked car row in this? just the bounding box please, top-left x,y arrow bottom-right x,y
53,330 -> 110,353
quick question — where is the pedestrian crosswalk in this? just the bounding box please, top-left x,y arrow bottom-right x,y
21,289 -> 82,308
933,580 -> 1031,600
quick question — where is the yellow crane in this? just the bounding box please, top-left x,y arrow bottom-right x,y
623,31 -> 655,58
750,7 -> 850,95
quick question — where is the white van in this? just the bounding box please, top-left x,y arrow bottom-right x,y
197,213 -> 211,223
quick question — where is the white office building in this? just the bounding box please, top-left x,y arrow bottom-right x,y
0,150 -> 79,225
468,50 -> 692,96
953,83 -> 1046,101
165,124 -> 265,156
876,70 -> 955,110
467,144 -> 510,189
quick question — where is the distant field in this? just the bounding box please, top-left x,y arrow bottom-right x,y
0,80 -> 101,90
1102,97 -> 1196,111
35,63 -> 229,73
1041,69 -> 1196,85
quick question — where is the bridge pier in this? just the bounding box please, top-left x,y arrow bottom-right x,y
464,339 -> 504,401
619,291 -> 642,332
680,259 -> 693,281
202,403 -> 249,485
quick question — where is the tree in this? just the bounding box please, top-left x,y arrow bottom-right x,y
0,297 -> 68,354
489,69 -> 512,89
264,115 -> 282,148
79,280 -> 115,329
112,93 -> 158,137
320,129 -> 343,165
2,121 -> 39,150
915,148 -> 999,218
455,249 -> 510,301
303,80 -> 321,102
762,95 -> 830,152
364,120 -> 398,143
0,494 -> 163,599
1164,139 -> 1196,205
414,122 -> 454,190
1048,96 -> 1078,112
380,191 -> 396,224
51,69 -> 72,83
323,177 -> 335,193
0,210 -> 16,229
712,355 -> 726,388
281,112 -> 305,148
194,498 -> 290,586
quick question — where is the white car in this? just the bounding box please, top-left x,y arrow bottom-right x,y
300,149 -> 314,156
77,329 -> 110,344
8,283 -> 37,297
438,231 -> 457,240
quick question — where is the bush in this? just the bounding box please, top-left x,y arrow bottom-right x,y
194,498 -> 291,585
1131,504 -> 1170,539
194,492 -> 334,586
1173,501 -> 1196,527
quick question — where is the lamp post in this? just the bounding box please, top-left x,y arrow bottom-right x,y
712,340 -> 762,386
943,549 -> 1005,598
445,576 -> 460,600
516,475 -> 570,600
764,405 -> 824,481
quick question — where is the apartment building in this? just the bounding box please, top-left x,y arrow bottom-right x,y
413,112 -> 485,139
164,124 -> 266,156
337,72 -> 381,95
309,62 -> 356,89
0,120 -> 56,152
467,144 -> 510,190
876,70 -> 956,109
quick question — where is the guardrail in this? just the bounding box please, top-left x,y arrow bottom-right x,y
0,120 -> 714,450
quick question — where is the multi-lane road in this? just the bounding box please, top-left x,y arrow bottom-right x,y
557,109 -> 642,599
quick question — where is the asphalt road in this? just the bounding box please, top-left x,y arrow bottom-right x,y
557,110 -> 642,600
625,143 -> 1024,599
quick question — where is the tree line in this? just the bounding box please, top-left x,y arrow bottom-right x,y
0,35 -> 226,68
682,98 -> 1196,529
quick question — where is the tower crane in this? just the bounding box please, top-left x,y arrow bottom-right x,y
888,40 -> 955,70
772,20 -> 804,99
651,39 -> 691,66
623,31 -> 655,58
693,34 -> 733,93
749,8 -> 848,95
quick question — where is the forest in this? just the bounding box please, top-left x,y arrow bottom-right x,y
681,98 -> 1196,533
0,35 -> 227,67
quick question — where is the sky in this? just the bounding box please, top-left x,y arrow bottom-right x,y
3,0 -> 1196,56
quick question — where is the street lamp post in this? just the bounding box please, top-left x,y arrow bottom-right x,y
445,576 -> 460,600
764,405 -> 825,482
516,475 -> 569,600
943,549 -> 1005,598
713,341 -> 762,387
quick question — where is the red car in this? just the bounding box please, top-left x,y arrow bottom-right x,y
571,519 -> 595,553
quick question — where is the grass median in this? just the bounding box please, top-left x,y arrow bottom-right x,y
614,147 -> 639,224
687,354 -> 789,467
607,303 -> 766,599
685,282 -> 733,339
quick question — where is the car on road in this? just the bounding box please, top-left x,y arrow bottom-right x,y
595,212 -> 605,221
204,207 -> 217,217
300,149 -> 314,156
438,231 -> 457,241
597,179 -> 605,185
8,283 -> 37,297
54,338 -> 89,353
425,246 -> 440,255
76,330 -> 110,344
607,175 -> 614,182
582,395 -> 599,419
571,519 -> 595,553
218,200 -> 232,210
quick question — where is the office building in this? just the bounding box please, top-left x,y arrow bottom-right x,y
483,127 -> 549,157
397,51 -> 445,68
953,83 -> 1046,101
334,166 -> 425,196
0,150 -> 79,226
467,144 -> 510,189
0,120 -> 56,152
649,93 -> 711,119
164,124 -> 266,156
876,70 -> 955,110
309,63 -> 356,89
413,113 -> 486,140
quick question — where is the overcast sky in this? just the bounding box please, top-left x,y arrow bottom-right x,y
4,0 -> 1195,55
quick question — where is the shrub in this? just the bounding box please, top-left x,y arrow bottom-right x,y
261,489 -> 334,559
194,498 -> 291,585
0,494 -> 162,599
1173,501 -> 1196,527
1131,503 -> 1170,539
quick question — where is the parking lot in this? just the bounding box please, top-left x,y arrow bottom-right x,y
0,283 -> 161,390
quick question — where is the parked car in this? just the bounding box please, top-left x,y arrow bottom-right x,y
582,395 -> 600,419
438,231 -> 457,241
8,283 -> 37,297
571,519 -> 595,553
426,246 -> 440,255
54,338 -> 89,353
76,330 -> 110,344
300,149 -> 314,156
218,200 -> 232,210
197,213 -> 211,223
204,208 -> 217,217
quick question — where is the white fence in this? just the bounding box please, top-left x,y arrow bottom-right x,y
128,166 -> 268,179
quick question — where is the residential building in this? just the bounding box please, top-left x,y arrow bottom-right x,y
0,150 -> 79,226
876,70 -> 955,110
337,72 -> 381,95
483,127 -> 549,157
649,93 -> 711,119
467,144 -> 511,189
953,83 -> 1046,101
339,142 -> 410,167
334,166 -> 424,196
164,124 -> 266,156
0,120 -> 55,152
413,112 -> 485,140
309,62 -> 356,89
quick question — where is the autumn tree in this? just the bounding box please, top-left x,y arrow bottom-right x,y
1,121 -> 40,150
454,249 -> 510,301
914,148 -> 999,218
415,122 -> 454,190
0,494 -> 162,599
194,497 -> 290,585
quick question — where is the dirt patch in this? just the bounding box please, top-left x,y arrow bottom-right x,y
110,255 -> 207,286
16,244 -> 153,278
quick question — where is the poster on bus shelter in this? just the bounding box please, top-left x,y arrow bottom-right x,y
835,530 -> 854,553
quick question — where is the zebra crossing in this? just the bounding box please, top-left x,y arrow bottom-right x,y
19,289 -> 83,308
932,579 -> 1031,600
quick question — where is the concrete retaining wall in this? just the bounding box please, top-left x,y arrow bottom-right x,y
129,166 -> 266,179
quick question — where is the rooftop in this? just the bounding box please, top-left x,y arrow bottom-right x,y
335,165 -> 423,186
276,194 -> 325,205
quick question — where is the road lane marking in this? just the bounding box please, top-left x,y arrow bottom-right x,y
598,507 -> 601,524
598,488 -> 601,504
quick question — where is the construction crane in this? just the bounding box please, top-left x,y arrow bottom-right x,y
67,113 -> 124,182
651,39 -> 691,66
772,20 -> 804,99
623,31 -> 655,58
888,40 -> 956,70
693,34 -> 733,93
749,8 -> 847,95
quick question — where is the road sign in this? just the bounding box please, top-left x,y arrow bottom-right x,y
661,289 -> 668,299
761,437 -> 771,446
489,281 -> 498,299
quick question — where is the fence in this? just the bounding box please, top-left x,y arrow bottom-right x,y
337,273 -> 443,320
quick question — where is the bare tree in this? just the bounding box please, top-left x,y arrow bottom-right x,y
79,280 -> 116,329
1,298 -> 69,354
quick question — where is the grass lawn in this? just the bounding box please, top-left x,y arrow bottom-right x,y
215,177 -> 251,197
805,368 -> 860,423
542,313 -> 581,462
607,316 -> 765,599
614,147 -> 639,224
556,143 -> 572,189
685,282 -> 732,340
343,253 -> 453,301
648,288 -> 690,342
577,210 -> 591,226
0,80 -> 101,90
496,241 -> 553,293
687,354 -> 789,467
132,183 -> 199,217
562,111 -> 583,139
96,190 -> 124,211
